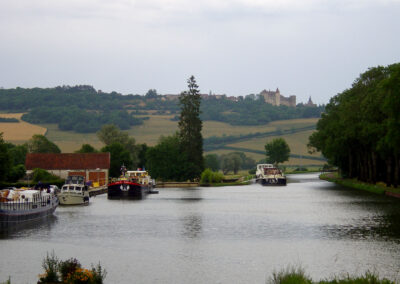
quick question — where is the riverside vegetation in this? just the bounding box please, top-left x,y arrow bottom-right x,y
309,63 -> 400,188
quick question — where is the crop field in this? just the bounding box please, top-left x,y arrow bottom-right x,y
40,124 -> 104,153
2,112 -> 322,166
0,113 -> 47,143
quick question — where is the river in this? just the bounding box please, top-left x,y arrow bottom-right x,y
1,173 -> 400,283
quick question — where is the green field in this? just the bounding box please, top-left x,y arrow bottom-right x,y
36,115 -> 322,166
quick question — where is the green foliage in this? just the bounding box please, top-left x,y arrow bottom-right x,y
220,152 -> 242,174
267,267 -> 394,284
268,266 -> 312,284
26,134 -> 61,153
32,168 -> 63,183
38,251 -> 59,284
204,154 -> 220,171
75,144 -> 98,153
7,164 -> 26,182
0,117 -> 18,122
200,169 -> 224,184
97,124 -> 138,168
265,138 -> 290,166
146,134 -> 184,181
37,251 -> 106,284
101,143 -> 133,177
6,144 -> 28,166
308,63 -> 400,187
0,133 -> 12,181
178,76 -> 204,180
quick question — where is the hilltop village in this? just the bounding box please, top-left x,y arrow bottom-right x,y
162,87 -> 317,108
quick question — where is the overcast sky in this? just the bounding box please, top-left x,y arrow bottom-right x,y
1,0 -> 399,104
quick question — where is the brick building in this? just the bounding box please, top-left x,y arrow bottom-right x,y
25,153 -> 110,186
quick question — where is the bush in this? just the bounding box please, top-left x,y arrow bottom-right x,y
200,169 -> 225,184
38,252 -> 106,284
32,168 -> 63,183
200,169 -> 213,184
268,266 -> 312,284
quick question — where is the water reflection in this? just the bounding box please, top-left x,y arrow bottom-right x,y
0,215 -> 58,239
181,214 -> 203,239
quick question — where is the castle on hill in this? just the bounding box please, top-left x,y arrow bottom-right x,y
260,88 -> 296,107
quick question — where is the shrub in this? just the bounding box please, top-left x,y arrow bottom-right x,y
200,169 -> 213,184
37,252 -> 106,284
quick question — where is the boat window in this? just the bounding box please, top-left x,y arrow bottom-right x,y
76,187 -> 82,191
69,186 -> 75,190
62,186 -> 68,190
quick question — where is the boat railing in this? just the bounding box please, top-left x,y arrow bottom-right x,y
0,195 -> 53,211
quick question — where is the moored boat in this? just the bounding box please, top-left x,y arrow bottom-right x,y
58,176 -> 90,205
255,164 -> 287,186
0,186 -> 59,229
108,165 -> 155,199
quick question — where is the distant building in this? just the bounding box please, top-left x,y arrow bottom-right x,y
25,153 -> 110,186
260,88 -> 296,107
304,96 -> 317,107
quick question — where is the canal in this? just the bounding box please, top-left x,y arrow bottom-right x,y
1,173 -> 400,283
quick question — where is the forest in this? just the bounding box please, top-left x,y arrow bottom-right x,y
0,85 -> 324,133
308,63 -> 400,187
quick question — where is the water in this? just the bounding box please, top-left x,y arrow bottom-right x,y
1,173 -> 400,283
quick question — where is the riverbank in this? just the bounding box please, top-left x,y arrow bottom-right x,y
320,172 -> 400,198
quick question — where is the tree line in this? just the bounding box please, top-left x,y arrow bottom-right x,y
308,63 -> 400,187
0,84 -> 324,134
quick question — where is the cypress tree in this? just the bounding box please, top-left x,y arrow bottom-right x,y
178,76 -> 204,180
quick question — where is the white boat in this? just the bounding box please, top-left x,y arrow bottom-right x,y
0,186 -> 59,229
255,164 -> 287,186
58,176 -> 89,205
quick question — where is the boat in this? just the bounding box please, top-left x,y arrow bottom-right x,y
107,165 -> 155,199
255,164 -> 287,185
58,176 -> 90,205
0,185 -> 59,229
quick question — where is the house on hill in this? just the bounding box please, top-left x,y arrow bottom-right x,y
260,88 -> 296,107
25,153 -> 110,186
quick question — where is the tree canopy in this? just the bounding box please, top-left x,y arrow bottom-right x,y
308,63 -> 400,187
26,134 -> 61,154
265,138 -> 290,166
178,76 -> 204,180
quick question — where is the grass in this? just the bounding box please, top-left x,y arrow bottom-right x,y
40,124 -> 104,153
0,113 -> 46,143
2,112 -> 321,161
319,172 -> 400,195
267,267 -> 395,284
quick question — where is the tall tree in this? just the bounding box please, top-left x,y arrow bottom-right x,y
0,133 -> 12,181
204,154 -> 220,171
146,134 -> 184,181
178,76 -> 204,180
26,134 -> 61,153
101,143 -> 133,177
75,144 -> 98,153
265,138 -> 290,166
97,124 -> 138,167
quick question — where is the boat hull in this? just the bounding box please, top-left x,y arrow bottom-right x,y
107,181 -> 150,200
257,178 -> 287,186
58,193 -> 89,205
0,196 -> 59,229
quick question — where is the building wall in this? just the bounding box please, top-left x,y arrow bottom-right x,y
261,89 -> 296,107
27,169 -> 109,186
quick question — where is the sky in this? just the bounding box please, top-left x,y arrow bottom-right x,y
0,0 -> 399,104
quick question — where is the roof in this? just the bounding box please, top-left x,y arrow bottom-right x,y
25,153 -> 110,170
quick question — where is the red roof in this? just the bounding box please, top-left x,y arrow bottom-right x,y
25,153 -> 110,170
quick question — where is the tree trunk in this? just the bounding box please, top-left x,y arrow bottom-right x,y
372,152 -> 377,184
386,157 -> 392,187
394,154 -> 399,188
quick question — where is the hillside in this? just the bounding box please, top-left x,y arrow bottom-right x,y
40,115 -> 322,165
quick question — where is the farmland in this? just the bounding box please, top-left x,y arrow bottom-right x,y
0,113 -> 47,143
1,112 -> 323,165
